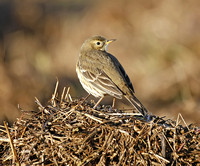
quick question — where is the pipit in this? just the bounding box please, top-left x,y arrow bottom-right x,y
76,36 -> 148,116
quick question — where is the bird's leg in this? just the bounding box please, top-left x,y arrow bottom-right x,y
93,96 -> 104,109
112,97 -> 116,109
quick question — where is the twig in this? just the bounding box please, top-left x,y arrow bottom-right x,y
177,113 -> 189,131
4,121 -> 20,166
65,87 -> 71,101
51,78 -> 59,107
149,151 -> 170,164
60,87 -> 66,104
84,113 -> 103,124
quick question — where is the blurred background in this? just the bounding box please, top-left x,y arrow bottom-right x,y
0,0 -> 200,125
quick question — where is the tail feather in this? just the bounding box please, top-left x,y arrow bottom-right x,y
124,94 -> 148,116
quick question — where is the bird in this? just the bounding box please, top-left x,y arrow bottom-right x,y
76,35 -> 148,116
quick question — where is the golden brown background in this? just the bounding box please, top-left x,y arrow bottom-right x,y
0,0 -> 200,125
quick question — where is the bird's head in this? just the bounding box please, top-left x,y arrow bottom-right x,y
81,36 -> 116,52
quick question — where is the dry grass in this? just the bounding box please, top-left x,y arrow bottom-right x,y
1,1 -> 200,124
0,82 -> 199,165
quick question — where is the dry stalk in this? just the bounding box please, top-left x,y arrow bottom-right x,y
0,84 -> 199,165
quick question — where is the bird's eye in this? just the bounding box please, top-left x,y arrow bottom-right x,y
96,41 -> 101,45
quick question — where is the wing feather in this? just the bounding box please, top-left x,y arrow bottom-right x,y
80,67 -> 123,98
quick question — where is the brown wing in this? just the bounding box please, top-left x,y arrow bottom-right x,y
79,66 -> 123,99
108,53 -> 135,93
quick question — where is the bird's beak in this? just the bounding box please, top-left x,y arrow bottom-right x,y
106,39 -> 116,45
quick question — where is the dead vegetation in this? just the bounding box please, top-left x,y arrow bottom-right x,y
0,82 -> 199,165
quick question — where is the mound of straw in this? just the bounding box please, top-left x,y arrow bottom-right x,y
0,82 -> 199,165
